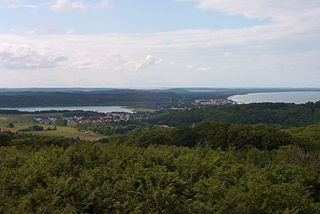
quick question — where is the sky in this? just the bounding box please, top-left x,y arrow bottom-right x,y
0,0 -> 319,88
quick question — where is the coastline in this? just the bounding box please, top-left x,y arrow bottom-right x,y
227,91 -> 320,104
227,94 -> 248,104
126,106 -> 157,113
0,106 -> 134,114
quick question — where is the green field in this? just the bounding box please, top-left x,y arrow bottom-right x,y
0,114 -> 106,141
128,106 -> 157,112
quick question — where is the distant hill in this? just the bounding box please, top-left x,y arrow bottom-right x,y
0,88 -> 320,109
149,102 -> 320,127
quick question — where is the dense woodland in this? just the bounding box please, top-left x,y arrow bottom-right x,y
76,121 -> 152,136
70,102 -> 320,138
0,88 -> 318,108
2,99 -> 320,213
0,90 -> 179,108
150,102 -> 320,127
1,119 -> 320,213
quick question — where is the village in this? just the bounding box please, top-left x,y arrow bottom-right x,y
32,98 -> 237,126
33,112 -> 135,125
192,98 -> 236,106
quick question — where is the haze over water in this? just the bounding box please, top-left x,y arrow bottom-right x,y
230,92 -> 320,104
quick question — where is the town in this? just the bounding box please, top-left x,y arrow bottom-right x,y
33,112 -> 134,125
32,99 -> 238,126
192,98 -> 236,106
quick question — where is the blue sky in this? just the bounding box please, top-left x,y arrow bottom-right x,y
0,0 -> 319,88
0,0 -> 267,34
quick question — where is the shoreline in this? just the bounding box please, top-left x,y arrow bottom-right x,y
0,106 -> 134,114
227,94 -> 248,104
126,106 -> 157,113
227,91 -> 320,104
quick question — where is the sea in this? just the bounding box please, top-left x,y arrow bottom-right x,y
229,91 -> 320,104
0,106 -> 134,113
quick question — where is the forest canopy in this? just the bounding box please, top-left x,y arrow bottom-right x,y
149,102 -> 320,127
1,117 -> 320,213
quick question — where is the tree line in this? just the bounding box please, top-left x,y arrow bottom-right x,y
1,119 -> 320,213
149,102 -> 320,127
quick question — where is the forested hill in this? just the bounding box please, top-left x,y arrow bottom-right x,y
1,88 -> 319,108
150,102 -> 320,127
0,90 -> 236,108
117,122 -> 297,150
0,90 -> 179,108
0,89 -> 237,108
1,121 -> 320,213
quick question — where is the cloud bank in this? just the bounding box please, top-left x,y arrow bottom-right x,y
0,0 -> 319,87
50,0 -> 112,12
0,0 -> 112,11
0,43 -> 66,69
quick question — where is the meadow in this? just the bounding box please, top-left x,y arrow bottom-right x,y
0,114 -> 106,141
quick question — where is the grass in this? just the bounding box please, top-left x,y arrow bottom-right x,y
0,114 -> 107,141
30,126 -> 105,141
128,107 -> 157,113
0,113 -> 63,124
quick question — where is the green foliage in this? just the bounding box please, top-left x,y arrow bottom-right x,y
55,119 -> 68,126
0,131 -> 15,146
1,121 -> 320,213
75,121 -> 152,136
0,90 -> 182,109
46,126 -> 57,131
19,125 -> 44,132
0,88 -> 289,109
125,122 -> 296,150
282,124 -> 320,152
150,102 -> 320,127
0,133 -> 78,150
7,122 -> 15,128
0,134 -> 320,213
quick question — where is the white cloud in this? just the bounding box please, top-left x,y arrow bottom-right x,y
177,0 -> 320,22
0,0 -> 112,11
26,23 -> 63,35
197,67 -> 210,72
91,0 -> 113,10
51,0 -> 85,12
126,55 -> 163,71
66,27 -> 76,34
1,0 -> 320,87
50,0 -> 112,13
0,43 -> 66,69
0,0 -> 48,10
0,0 -> 24,6
224,52 -> 232,57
